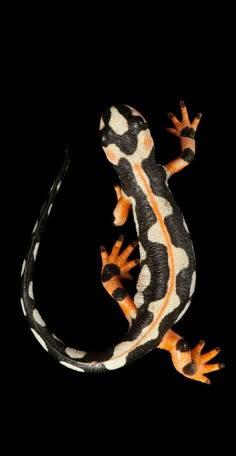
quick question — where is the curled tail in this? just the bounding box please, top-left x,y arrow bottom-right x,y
20,149 -> 143,373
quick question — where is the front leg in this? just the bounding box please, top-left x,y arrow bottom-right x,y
113,185 -> 132,226
164,101 -> 202,177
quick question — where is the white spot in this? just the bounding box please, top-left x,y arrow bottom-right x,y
134,292 -> 144,308
33,309 -> 46,327
48,204 -> 53,215
99,117 -> 105,130
32,220 -> 38,233
148,221 -> 165,245
148,290 -> 181,316
20,298 -> 26,316
65,347 -> 87,359
145,197 -> 173,246
173,246 -> 189,274
31,328 -> 48,352
138,243 -> 146,261
156,196 -> 173,218
190,271 -> 196,297
33,242 -> 40,261
183,217 -> 189,233
21,260 -> 26,276
136,264 -> 151,292
109,107 -> 129,135
28,281 -> 34,299
60,361 -> 84,372
104,143 -> 122,165
175,300 -> 191,323
104,341 -> 133,370
57,181 -> 62,192
52,333 -> 63,342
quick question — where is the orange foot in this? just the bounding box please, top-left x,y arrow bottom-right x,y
159,330 -> 225,384
100,234 -> 140,280
100,235 -> 140,324
189,340 -> 225,384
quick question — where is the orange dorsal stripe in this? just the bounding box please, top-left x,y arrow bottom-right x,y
109,163 -> 176,361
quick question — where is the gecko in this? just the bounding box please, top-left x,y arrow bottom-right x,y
20,101 -> 224,383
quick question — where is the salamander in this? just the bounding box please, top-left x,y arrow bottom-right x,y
20,101 -> 225,383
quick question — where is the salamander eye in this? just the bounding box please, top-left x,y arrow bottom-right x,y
132,116 -> 144,131
100,130 -> 109,147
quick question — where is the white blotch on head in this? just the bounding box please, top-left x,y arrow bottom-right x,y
175,300 -> 191,323
65,347 -> 87,359
28,281 -> 34,299
48,204 -> 53,215
173,246 -> 189,273
32,220 -> 38,234
57,181 -> 62,192
33,309 -> 46,327
21,260 -> 26,276
109,107 -> 129,135
31,328 -> 48,351
136,264 -> 151,292
190,271 -> 196,297
20,298 -> 26,316
33,242 -> 40,261
60,361 -> 85,372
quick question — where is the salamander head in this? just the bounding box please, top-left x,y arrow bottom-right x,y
99,104 -> 154,165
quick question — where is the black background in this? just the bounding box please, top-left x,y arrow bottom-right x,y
5,5 -> 233,451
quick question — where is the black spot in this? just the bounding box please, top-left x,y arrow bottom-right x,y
112,287 -> 127,301
181,147 -> 195,163
180,127 -> 195,139
176,338 -> 190,352
183,361 -> 196,376
101,264 -> 120,282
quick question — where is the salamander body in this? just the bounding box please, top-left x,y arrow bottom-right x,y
20,102 -> 224,383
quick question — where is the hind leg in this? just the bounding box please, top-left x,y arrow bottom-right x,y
158,329 -> 225,384
100,235 -> 140,325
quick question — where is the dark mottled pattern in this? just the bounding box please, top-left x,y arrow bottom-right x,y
112,287 -> 127,301
113,156 -> 171,343
183,361 -> 196,375
181,147 -> 195,163
143,148 -> 196,320
116,157 -> 169,303
21,106 -> 198,372
126,338 -> 156,365
100,104 -> 148,155
101,263 -> 120,282
181,127 -> 195,139
176,338 -> 190,352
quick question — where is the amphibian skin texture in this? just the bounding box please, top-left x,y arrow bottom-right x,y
20,101 -> 225,383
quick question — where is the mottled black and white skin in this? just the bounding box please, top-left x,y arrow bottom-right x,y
20,103 -> 224,383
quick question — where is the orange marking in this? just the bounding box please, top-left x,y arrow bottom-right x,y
119,296 -> 137,320
107,163 -> 176,362
143,134 -> 153,150
106,148 -> 116,163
